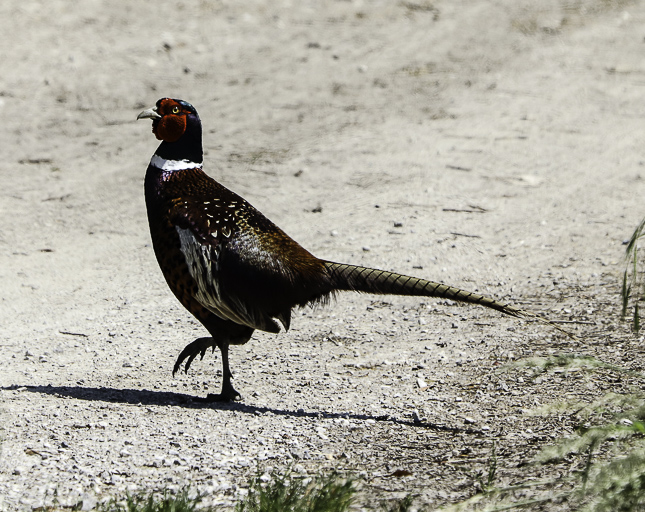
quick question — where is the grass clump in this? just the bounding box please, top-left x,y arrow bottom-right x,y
443,353 -> 645,511
583,451 -> 645,512
89,471 -> 425,512
99,488 -> 205,512
95,472 -> 358,512
236,470 -> 355,512
534,393 -> 645,511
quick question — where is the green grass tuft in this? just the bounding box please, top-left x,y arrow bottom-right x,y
98,488 -> 206,512
581,451 -> 645,512
90,473 -> 421,512
235,470 -> 356,512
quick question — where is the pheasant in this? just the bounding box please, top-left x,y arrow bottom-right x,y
138,97 -> 567,402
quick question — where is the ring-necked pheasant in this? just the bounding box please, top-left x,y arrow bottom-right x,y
138,97 -> 567,402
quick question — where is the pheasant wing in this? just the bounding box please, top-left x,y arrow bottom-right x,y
168,199 -> 284,332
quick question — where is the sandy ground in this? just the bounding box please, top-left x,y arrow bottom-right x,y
1,0 -> 645,509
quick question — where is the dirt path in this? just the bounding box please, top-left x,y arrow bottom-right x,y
1,1 -> 643,509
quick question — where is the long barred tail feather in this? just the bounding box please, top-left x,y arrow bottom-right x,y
323,261 -> 574,338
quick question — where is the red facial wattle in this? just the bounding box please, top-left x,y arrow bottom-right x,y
153,113 -> 187,142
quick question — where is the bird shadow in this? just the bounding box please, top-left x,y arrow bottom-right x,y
3,384 -> 477,434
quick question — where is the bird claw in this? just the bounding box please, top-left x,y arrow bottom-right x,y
172,337 -> 216,376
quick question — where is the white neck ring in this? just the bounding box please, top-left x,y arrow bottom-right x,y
150,154 -> 202,172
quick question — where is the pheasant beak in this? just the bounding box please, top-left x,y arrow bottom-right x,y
137,106 -> 161,120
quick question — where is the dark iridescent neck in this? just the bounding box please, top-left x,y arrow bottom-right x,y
154,114 -> 203,164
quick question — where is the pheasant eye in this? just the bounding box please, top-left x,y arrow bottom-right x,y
172,106 -> 180,114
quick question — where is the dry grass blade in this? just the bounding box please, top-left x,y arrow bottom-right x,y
621,216 -> 645,331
